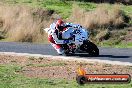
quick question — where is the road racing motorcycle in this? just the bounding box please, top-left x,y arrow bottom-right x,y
44,23 -> 99,56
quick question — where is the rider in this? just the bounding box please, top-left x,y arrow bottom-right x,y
48,19 -> 70,55
48,19 -> 82,55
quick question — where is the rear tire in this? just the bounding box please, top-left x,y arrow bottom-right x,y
61,44 -> 72,56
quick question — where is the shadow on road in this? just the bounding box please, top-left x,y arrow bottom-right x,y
98,55 -> 130,58
67,53 -> 130,58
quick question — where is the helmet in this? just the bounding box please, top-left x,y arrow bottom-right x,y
56,19 -> 65,31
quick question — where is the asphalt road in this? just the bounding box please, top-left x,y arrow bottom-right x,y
0,42 -> 132,64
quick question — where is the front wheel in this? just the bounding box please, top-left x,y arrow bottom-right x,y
80,40 -> 99,56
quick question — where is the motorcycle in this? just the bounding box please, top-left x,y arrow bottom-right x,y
44,23 -> 99,56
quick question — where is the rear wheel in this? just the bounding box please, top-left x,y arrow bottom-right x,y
61,44 -> 73,56
80,40 -> 99,56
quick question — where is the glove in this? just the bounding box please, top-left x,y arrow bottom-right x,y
63,40 -> 69,44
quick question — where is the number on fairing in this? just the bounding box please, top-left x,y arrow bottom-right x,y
75,30 -> 82,35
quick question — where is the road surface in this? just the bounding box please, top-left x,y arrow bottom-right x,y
0,42 -> 132,64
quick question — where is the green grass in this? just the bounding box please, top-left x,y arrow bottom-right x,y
26,61 -> 67,67
0,64 -> 132,88
1,0 -> 132,19
99,41 -> 132,48
114,42 -> 132,48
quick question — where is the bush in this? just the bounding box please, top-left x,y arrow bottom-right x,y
0,5 -> 54,42
69,4 -> 130,29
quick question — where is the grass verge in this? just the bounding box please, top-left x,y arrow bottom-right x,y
99,41 -> 132,48
0,64 -> 132,88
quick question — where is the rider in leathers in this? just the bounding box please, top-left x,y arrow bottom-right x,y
47,19 -> 82,55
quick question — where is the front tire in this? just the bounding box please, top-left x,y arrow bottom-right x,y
80,40 -> 99,56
